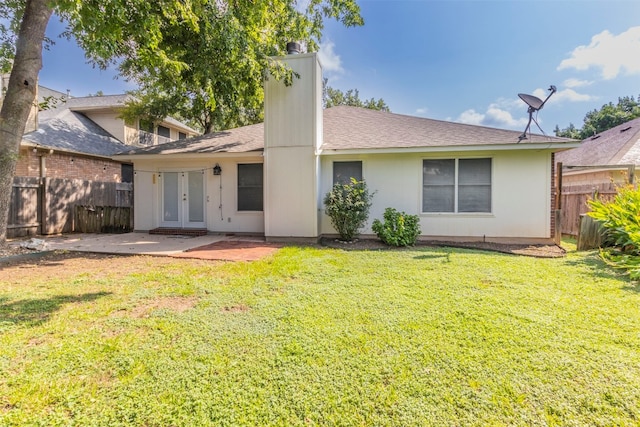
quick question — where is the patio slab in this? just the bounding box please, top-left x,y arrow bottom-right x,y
38,232 -> 231,256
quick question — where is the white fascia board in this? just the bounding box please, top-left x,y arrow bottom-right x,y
112,151 -> 263,162
317,142 -> 581,156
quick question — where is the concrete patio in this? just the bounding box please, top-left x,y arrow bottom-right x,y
8,232 -> 284,261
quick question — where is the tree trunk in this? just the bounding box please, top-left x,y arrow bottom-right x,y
0,0 -> 53,247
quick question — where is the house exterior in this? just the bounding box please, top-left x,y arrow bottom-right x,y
555,117 -> 640,236
3,75 -> 200,237
115,52 -> 579,244
15,90 -> 200,183
556,117 -> 640,186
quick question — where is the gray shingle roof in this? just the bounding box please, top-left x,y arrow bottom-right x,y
555,117 -> 640,166
117,122 -> 264,155
42,94 -> 199,134
322,106 -> 571,150
118,106 -> 573,157
23,109 -> 129,157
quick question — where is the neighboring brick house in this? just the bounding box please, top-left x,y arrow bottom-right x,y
3,77 -> 200,236
16,88 -> 200,184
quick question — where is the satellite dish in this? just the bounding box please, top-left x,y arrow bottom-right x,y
517,85 -> 556,142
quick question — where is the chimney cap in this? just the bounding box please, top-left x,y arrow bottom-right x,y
286,42 -> 301,55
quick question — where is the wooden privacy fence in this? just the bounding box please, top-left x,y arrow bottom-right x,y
560,182 -> 617,237
75,206 -> 132,233
8,177 -> 133,238
8,177 -> 41,237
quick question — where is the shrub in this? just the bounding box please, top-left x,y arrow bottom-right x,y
588,185 -> 640,278
323,178 -> 374,242
372,207 -> 421,247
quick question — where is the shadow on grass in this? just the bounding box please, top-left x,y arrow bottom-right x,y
564,251 -> 639,293
0,292 -> 112,327
0,250 -> 133,270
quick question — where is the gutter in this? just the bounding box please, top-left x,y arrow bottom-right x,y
318,141 -> 581,156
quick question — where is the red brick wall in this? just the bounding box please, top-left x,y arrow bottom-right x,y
15,148 -> 122,183
14,148 -> 40,176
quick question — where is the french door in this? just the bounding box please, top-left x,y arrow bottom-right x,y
161,171 -> 206,228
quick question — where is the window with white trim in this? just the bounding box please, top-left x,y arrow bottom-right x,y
237,163 -> 263,211
333,161 -> 362,185
422,158 -> 491,213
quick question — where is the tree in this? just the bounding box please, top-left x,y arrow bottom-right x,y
323,78 -> 390,111
120,3 -> 364,134
0,0 -> 363,246
555,95 -> 640,139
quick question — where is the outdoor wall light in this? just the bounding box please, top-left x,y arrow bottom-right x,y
213,164 -> 222,175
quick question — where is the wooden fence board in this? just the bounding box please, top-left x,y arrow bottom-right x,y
9,177 -> 133,237
8,177 -> 41,237
561,183 -> 618,237
577,214 -> 604,250
75,206 -> 132,233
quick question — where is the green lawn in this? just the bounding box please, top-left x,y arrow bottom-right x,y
1,242 -> 639,426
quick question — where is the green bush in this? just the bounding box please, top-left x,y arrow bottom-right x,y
588,185 -> 640,278
323,178 -> 374,242
372,207 -> 421,247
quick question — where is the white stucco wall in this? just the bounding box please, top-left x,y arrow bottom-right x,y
319,149 -> 553,241
131,156 -> 264,233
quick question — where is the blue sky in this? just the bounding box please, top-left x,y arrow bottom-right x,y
39,0 -> 640,134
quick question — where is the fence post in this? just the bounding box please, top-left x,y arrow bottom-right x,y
554,210 -> 562,245
576,214 -> 603,251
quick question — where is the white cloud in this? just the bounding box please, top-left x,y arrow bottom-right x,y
318,41 -> 344,74
558,26 -> 640,79
457,109 -> 485,126
455,86 -> 595,130
531,87 -> 594,104
552,88 -> 595,103
563,78 -> 593,88
457,103 -> 529,129
415,107 -> 429,116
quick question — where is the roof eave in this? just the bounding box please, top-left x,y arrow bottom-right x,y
318,141 -> 580,156
21,140 -> 123,160
113,150 -> 264,162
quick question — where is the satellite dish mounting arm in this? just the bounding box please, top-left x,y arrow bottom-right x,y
518,85 -> 557,142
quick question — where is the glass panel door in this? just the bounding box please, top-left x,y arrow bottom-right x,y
162,172 -> 180,225
161,171 -> 206,228
186,171 -> 205,227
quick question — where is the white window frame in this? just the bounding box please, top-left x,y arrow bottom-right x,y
237,163 -> 263,212
422,157 -> 492,214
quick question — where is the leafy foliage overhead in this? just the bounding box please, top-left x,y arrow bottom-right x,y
323,78 -> 390,112
112,0 -> 365,134
555,95 -> 640,140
